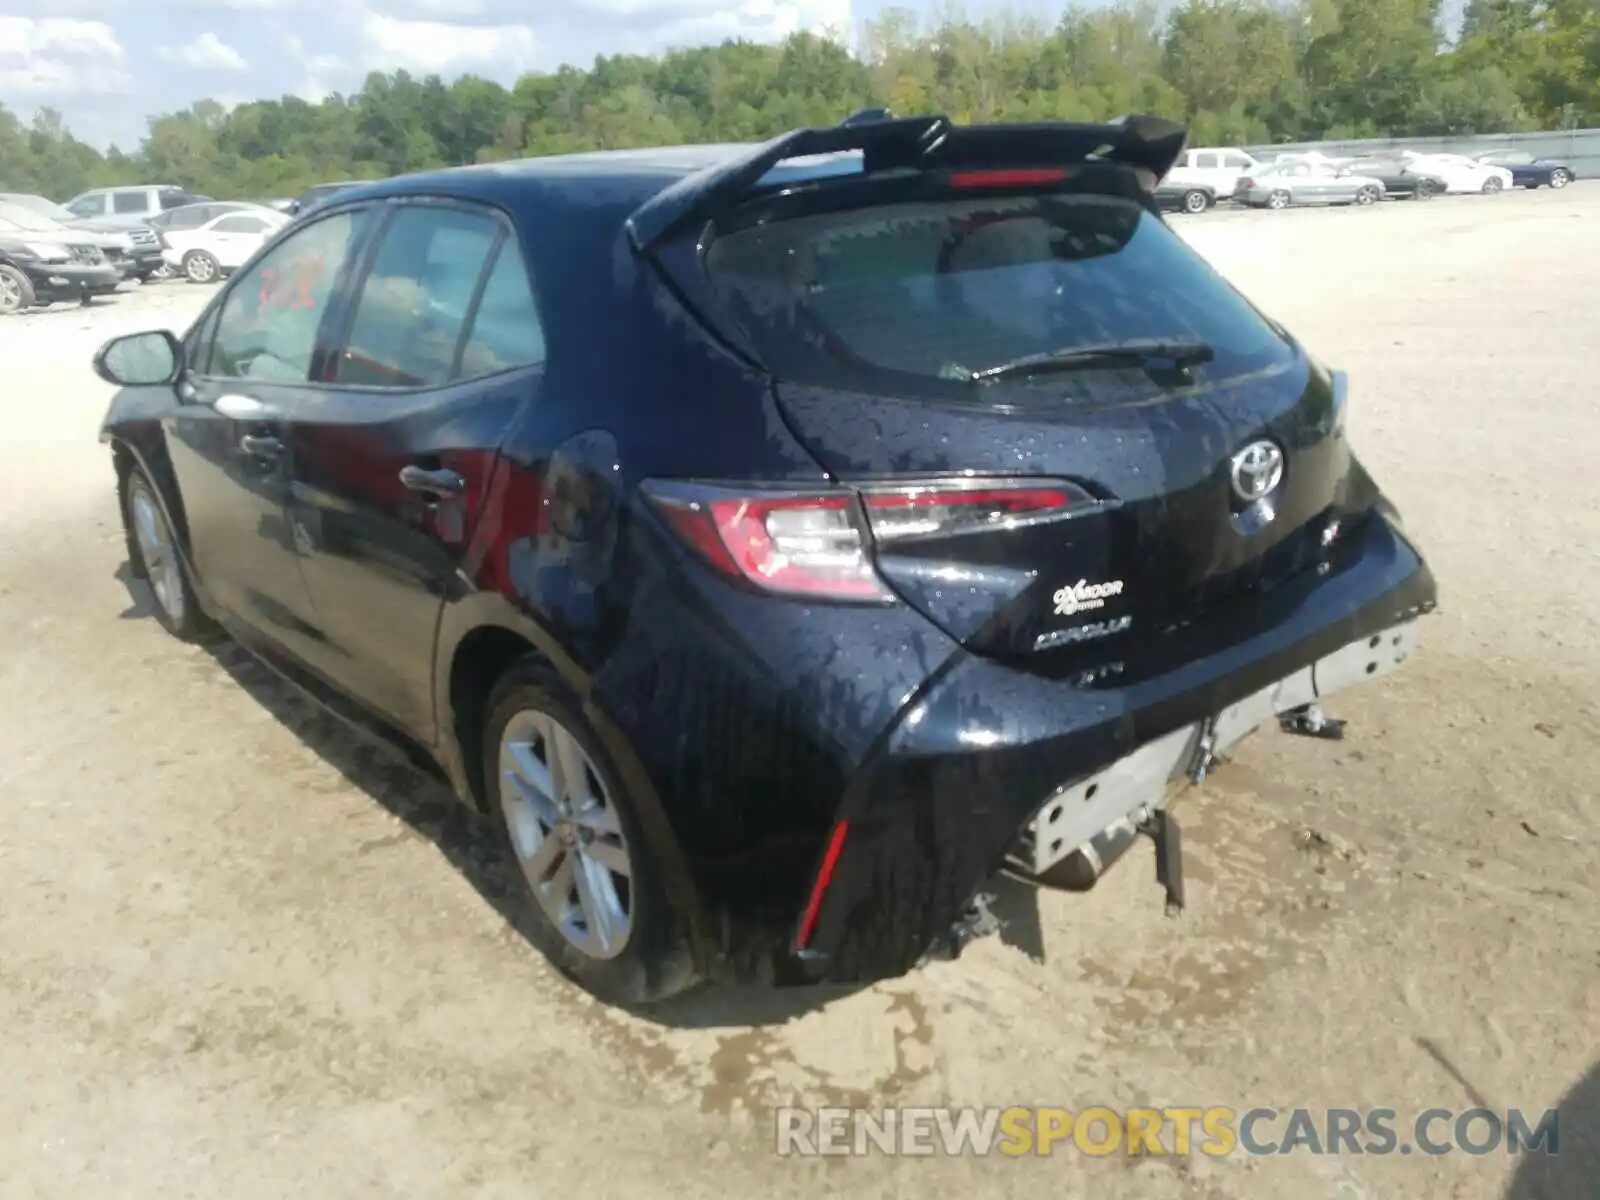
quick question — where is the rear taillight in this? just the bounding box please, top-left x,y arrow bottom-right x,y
643,479 -> 1095,602
1239,177 -> 1256,190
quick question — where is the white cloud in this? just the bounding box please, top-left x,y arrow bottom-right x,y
157,31 -> 251,72
0,17 -> 131,96
358,13 -> 538,74
0,16 -> 123,59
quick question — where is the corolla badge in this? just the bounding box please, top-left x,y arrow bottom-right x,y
1053,578 -> 1125,617
1229,439 -> 1285,503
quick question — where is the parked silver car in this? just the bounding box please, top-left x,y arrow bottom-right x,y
1236,161 -> 1386,210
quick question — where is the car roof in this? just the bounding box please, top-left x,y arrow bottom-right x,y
322,142 -> 862,213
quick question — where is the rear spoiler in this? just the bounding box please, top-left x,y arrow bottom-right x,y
626,113 -> 1189,252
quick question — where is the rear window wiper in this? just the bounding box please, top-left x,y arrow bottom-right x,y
965,338 -> 1215,385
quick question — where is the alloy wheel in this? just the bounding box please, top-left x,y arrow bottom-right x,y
129,482 -> 186,625
1268,191 -> 1290,210
1355,187 -> 1378,205
0,272 -> 22,314
1183,190 -> 1208,214
1550,170 -> 1570,189
186,253 -> 217,283
1483,176 -> 1503,194
499,710 -> 633,960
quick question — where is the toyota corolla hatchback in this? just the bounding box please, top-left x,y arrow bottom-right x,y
94,113 -> 1437,1006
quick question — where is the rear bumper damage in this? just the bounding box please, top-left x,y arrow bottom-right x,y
776,510 -> 1437,986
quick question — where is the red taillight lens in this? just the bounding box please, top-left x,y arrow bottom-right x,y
643,479 -> 1095,602
1239,177 -> 1255,190
949,168 -> 1068,190
646,486 -> 892,601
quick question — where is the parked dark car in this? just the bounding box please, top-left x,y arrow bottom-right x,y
92,113 -> 1437,1006
1339,157 -> 1447,200
1154,178 -> 1216,214
288,181 -> 367,217
0,192 -> 168,279
0,232 -> 121,313
1474,150 -> 1575,189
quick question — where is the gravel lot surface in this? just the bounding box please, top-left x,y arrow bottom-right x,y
2,189 -> 1596,1200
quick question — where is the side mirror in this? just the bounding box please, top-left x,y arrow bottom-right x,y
93,329 -> 183,387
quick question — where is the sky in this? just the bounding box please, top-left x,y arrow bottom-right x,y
0,0 -> 958,151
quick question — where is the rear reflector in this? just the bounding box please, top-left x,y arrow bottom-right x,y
949,168 -> 1068,189
644,479 -> 1095,602
796,820 -> 850,950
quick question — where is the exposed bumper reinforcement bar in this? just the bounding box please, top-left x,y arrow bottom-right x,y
1008,615 -> 1420,879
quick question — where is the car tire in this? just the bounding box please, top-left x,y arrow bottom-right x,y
1182,189 -> 1210,214
1549,169 -> 1571,189
484,657 -> 698,1007
1482,176 -> 1504,194
182,250 -> 220,284
0,263 -> 35,315
122,467 -> 217,643
1266,190 -> 1291,210
1354,185 -> 1380,205
1415,180 -> 1439,200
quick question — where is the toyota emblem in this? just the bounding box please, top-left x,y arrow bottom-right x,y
1229,439 -> 1285,503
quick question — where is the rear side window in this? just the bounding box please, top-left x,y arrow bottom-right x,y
456,241 -> 545,376
159,205 -> 212,230
334,205 -> 500,389
67,194 -> 105,217
704,193 -> 1293,403
213,215 -> 273,234
112,191 -> 148,215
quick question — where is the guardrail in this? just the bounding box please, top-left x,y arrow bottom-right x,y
1243,128 -> 1600,180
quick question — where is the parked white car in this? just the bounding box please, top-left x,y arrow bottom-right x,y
1398,152 -> 1514,194
162,208 -> 289,283
1164,146 -> 1263,201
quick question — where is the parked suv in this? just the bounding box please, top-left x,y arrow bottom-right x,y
62,185 -> 211,229
91,114 -> 1437,1006
1164,146 -> 1263,201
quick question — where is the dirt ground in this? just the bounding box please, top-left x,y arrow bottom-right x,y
2,189 -> 1597,1200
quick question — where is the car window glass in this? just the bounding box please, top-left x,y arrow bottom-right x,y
1194,153 -> 1219,169
206,208 -> 370,383
112,192 -> 147,215
1223,153 -> 1251,169
213,215 -> 271,234
333,205 -> 499,389
457,240 -> 546,378
705,192 -> 1293,405
159,192 -> 190,210
68,195 -> 104,217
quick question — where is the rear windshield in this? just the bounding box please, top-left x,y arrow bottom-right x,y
704,193 -> 1295,403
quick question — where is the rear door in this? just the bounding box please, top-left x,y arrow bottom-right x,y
697,183 -> 1354,663
281,199 -> 546,740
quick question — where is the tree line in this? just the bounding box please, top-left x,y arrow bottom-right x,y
2,0 -> 1594,203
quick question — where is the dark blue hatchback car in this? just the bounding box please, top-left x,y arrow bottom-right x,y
93,113 -> 1437,1006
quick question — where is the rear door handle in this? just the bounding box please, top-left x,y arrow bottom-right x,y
399,464 -> 465,499
239,434 -> 282,459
